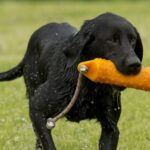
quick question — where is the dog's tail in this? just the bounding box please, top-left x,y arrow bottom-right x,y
0,61 -> 24,81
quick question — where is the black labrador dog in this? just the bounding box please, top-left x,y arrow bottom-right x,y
0,12 -> 143,150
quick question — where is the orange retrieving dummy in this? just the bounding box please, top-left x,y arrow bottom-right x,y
78,58 -> 150,91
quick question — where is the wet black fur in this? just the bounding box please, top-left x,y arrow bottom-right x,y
0,13 -> 143,150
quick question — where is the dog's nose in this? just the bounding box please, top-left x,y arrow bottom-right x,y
126,58 -> 141,74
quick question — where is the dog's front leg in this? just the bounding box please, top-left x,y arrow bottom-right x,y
98,92 -> 121,150
29,107 -> 56,150
99,118 -> 120,150
29,82 -> 57,150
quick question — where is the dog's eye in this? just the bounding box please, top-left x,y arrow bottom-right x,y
107,34 -> 120,44
129,35 -> 136,46
112,34 -> 120,43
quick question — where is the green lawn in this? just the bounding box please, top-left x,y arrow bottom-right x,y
0,1 -> 150,150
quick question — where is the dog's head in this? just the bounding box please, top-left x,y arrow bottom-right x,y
64,12 -> 143,75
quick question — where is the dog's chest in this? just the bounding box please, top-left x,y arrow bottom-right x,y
65,82 -> 114,122
51,69 -> 117,122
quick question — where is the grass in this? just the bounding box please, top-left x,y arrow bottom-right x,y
0,1 -> 150,150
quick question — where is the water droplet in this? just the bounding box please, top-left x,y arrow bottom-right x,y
114,108 -> 117,111
107,109 -> 111,112
91,101 -> 94,104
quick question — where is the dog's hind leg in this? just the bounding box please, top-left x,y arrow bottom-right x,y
29,81 -> 57,150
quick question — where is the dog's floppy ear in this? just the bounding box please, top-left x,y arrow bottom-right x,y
64,20 -> 95,68
134,28 -> 143,61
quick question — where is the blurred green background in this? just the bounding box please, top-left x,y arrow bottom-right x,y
0,0 -> 150,150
